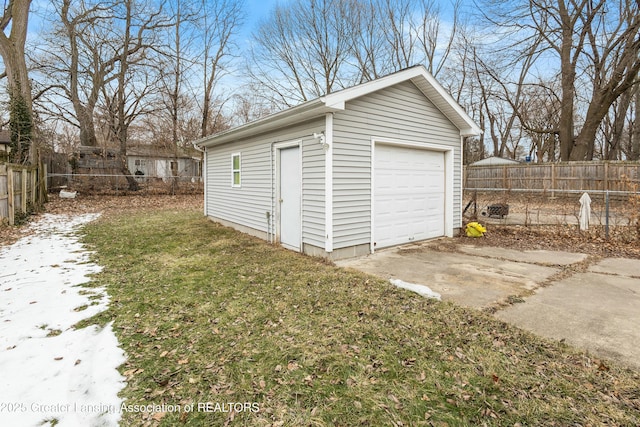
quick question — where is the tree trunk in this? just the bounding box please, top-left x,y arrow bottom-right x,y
0,47 -> 32,111
201,93 -> 210,138
557,1 -> 576,161
77,105 -> 98,146
116,0 -> 138,191
630,88 -> 640,160
0,1 -> 32,111
607,90 -> 632,160
0,0 -> 34,164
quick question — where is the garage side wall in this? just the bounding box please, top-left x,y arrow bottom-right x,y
332,80 -> 462,250
206,138 -> 271,235
205,118 -> 326,248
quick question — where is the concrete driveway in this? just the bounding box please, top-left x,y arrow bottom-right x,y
336,242 -> 640,370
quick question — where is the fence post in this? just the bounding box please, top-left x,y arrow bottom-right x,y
41,163 -> 48,204
30,167 -> 36,207
463,165 -> 466,188
603,162 -> 609,203
550,163 -> 556,198
503,166 -> 508,192
21,168 -> 27,213
7,165 -> 14,225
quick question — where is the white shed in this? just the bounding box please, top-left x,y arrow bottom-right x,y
195,66 -> 481,259
469,156 -> 520,166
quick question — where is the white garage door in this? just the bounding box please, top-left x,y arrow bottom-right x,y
374,144 -> 445,249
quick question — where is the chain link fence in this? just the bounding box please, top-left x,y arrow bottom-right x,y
48,173 -> 204,195
463,189 -> 640,239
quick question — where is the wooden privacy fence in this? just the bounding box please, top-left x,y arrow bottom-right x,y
464,161 -> 640,197
0,163 -> 47,225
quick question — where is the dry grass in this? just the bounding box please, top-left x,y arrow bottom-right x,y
0,194 -> 203,248
78,205 -> 640,426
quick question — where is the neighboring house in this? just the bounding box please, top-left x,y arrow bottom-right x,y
469,156 -> 521,166
127,145 -> 201,180
195,65 -> 481,259
0,130 -> 11,161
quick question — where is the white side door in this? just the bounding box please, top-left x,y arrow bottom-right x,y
279,146 -> 301,251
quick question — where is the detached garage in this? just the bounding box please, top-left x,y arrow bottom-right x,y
195,65 -> 481,259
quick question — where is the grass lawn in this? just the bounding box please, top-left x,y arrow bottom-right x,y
81,205 -> 640,426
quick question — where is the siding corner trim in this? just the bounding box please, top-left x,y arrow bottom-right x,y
325,113 -> 334,253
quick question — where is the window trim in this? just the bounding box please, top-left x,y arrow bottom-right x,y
231,152 -> 241,187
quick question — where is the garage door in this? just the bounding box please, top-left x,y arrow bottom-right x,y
374,144 -> 445,249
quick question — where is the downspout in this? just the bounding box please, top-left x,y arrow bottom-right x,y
192,142 -> 207,216
269,141 -> 276,243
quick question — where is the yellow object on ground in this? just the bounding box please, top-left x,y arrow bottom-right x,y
465,221 -> 487,237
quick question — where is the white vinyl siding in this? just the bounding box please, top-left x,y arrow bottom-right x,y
207,140 -> 271,233
332,80 -> 461,250
302,136 -> 326,248
205,118 -> 325,246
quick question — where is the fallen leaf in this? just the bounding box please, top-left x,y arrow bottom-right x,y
152,412 -> 166,421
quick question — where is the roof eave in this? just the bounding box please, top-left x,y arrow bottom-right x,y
195,99 -> 336,148
460,127 -> 482,138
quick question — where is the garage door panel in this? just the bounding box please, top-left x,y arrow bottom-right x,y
374,145 -> 445,249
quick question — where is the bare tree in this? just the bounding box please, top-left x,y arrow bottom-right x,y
34,0 -> 171,188
459,25 -> 543,160
230,89 -> 277,125
156,0 -> 194,192
416,0 -> 460,78
249,0 -> 353,107
0,0 -> 33,163
348,0 -> 388,81
519,81 -> 562,161
198,0 -> 242,137
109,0 -> 171,190
379,0 -> 459,77
250,0 -> 462,108
56,0 -> 115,147
600,88 -> 634,160
482,0 -> 640,161
38,0 -> 155,148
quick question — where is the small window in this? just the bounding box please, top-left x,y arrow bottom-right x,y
231,153 -> 241,187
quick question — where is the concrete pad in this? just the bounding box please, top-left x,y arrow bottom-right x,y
589,258 -> 640,278
336,248 -> 559,309
496,272 -> 640,370
458,245 -> 588,266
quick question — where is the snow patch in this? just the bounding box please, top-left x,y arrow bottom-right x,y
390,279 -> 441,300
0,213 -> 126,426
